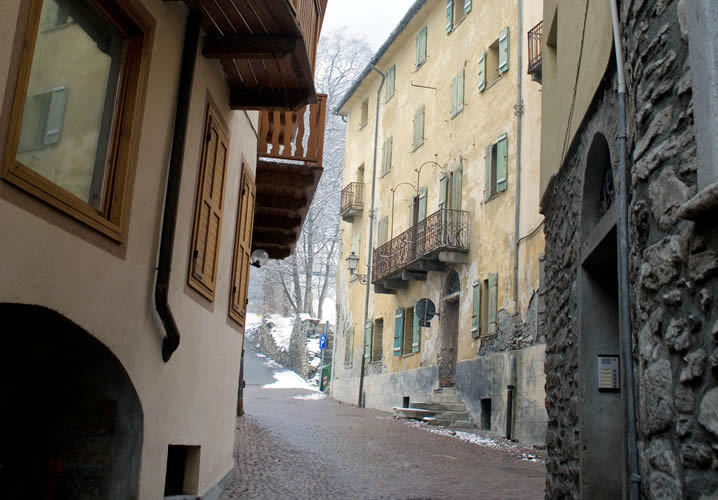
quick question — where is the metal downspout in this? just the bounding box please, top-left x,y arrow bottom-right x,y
610,1 -> 640,497
513,0 -> 524,313
156,10 -> 201,362
358,66 -> 386,408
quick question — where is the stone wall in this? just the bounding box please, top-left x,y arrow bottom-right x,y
543,0 -> 718,498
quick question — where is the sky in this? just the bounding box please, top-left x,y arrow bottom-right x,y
321,0 -> 417,50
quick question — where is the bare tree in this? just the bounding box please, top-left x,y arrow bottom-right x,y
264,30 -> 372,319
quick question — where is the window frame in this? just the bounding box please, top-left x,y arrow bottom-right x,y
416,26 -> 428,69
229,161 -> 256,327
1,0 -> 154,243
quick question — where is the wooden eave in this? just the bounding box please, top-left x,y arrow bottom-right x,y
166,0 -> 326,110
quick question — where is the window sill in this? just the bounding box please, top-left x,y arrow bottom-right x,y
447,15 -> 468,35
401,352 -> 415,358
381,169 -> 391,178
385,93 -> 395,104
483,190 -> 505,204
482,73 -> 506,93
415,58 -> 428,72
411,140 -> 425,153
450,108 -> 464,120
344,362 -> 353,369
359,122 -> 368,131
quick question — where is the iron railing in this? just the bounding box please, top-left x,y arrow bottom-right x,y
372,208 -> 470,282
340,182 -> 364,214
527,21 -> 543,80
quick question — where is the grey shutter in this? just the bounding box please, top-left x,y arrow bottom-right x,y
446,0 -> 454,33
452,165 -> 462,210
450,75 -> 457,116
387,137 -> 393,173
412,310 -> 421,352
496,134 -> 508,192
488,273 -> 498,334
418,187 -> 427,221
472,280 -> 481,337
439,174 -> 448,207
418,106 -> 425,145
485,144 -> 493,201
457,69 -> 465,114
478,50 -> 487,92
393,308 -> 404,355
498,27 -> 510,74
417,27 -> 427,67
44,86 -> 67,145
464,0 -> 472,14
364,320 -> 373,357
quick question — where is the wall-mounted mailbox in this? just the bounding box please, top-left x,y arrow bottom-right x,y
597,355 -> 620,391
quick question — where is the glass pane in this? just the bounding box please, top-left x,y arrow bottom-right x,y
16,0 -> 125,209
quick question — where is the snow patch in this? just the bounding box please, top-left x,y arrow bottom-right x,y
265,314 -> 294,350
263,369 -> 317,390
293,393 -> 326,400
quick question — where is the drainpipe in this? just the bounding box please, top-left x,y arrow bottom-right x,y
513,0 -> 524,314
506,354 -> 516,440
156,10 -> 201,362
358,65 -> 385,408
610,1 -> 640,498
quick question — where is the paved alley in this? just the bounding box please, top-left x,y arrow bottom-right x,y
221,385 -> 546,500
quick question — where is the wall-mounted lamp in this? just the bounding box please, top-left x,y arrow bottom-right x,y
345,251 -> 368,284
250,249 -> 269,268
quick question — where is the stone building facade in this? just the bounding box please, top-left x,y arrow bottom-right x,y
541,0 -> 718,497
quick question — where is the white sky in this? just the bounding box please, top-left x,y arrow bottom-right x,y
322,0 -> 417,50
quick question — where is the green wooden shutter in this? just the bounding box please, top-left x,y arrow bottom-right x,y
496,134 -> 508,192
457,69 -> 465,114
439,174 -> 448,207
452,165 -> 462,210
484,144 -> 493,201
446,0 -> 454,32
393,308 -> 404,356
364,320 -> 373,357
412,309 -> 421,352
418,188 -> 427,221
478,50 -> 487,92
498,27 -> 510,74
414,106 -> 424,148
450,75 -> 457,116
417,27 -> 427,67
472,280 -> 481,336
44,86 -> 68,145
488,273 -> 498,335
464,0 -> 472,14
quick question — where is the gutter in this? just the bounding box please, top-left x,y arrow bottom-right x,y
513,0 -> 524,313
609,1 -> 640,497
358,65 -> 386,408
156,10 -> 201,363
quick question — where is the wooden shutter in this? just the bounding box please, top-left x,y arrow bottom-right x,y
44,86 -> 67,145
450,75 -> 457,116
488,273 -> 498,334
417,27 -> 427,67
457,69 -> 465,114
412,309 -> 421,353
393,308 -> 404,356
496,134 -> 508,192
439,174 -> 448,207
229,164 -> 256,327
478,50 -> 487,92
189,106 -> 228,301
485,143 -> 493,201
498,27 -> 510,74
418,188 -> 427,221
472,280 -> 481,336
446,0 -> 454,32
452,165 -> 462,210
464,0 -> 472,15
364,320 -> 373,358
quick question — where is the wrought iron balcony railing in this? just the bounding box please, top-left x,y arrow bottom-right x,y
527,20 -> 543,82
340,182 -> 364,219
372,208 -> 470,283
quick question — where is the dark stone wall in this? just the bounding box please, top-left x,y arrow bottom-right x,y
543,0 -> 718,498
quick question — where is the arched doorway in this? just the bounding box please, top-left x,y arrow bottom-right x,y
0,304 -> 143,500
578,134 -> 625,497
438,271 -> 461,387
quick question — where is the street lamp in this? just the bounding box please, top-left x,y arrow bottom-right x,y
345,251 -> 368,284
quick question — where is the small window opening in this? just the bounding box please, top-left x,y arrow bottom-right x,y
164,445 -> 200,497
480,398 -> 492,431
403,396 -> 410,408
487,40 -> 500,84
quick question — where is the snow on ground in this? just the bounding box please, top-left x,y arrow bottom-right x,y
265,314 -> 294,350
293,393 -> 326,400
245,313 -> 263,332
404,421 -> 543,462
263,369 -> 317,390
306,337 -> 320,355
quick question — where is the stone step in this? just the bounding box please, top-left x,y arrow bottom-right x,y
436,411 -> 471,420
393,407 -> 439,420
434,386 -> 458,394
410,402 -> 466,412
449,420 -> 475,429
423,417 -> 452,426
417,393 -> 463,403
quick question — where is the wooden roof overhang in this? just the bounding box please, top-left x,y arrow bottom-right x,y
253,161 -> 323,259
167,0 -> 327,110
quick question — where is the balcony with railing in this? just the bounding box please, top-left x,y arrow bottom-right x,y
527,20 -> 543,82
253,94 -> 328,259
340,182 -> 364,221
372,208 -> 470,291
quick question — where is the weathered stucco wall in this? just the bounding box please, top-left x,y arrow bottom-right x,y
0,1 -> 259,497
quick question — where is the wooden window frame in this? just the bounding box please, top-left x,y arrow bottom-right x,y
229,162 -> 256,327
1,0 -> 154,243
188,102 -> 230,301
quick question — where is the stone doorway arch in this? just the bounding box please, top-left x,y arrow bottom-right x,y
438,270 -> 461,387
0,304 -> 143,500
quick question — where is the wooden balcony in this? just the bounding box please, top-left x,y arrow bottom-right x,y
372,208 -> 470,293
527,20 -> 543,83
252,95 -> 328,259
340,182 -> 364,221
170,0 -> 327,110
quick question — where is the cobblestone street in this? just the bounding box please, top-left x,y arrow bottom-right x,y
221,386 -> 546,499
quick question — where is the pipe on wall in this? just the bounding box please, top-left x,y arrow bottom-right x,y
512,0 -> 524,314
156,10 -> 201,363
506,354 -> 516,440
358,65 -> 386,407
609,1 -> 640,497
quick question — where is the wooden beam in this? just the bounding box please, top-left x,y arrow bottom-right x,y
230,88 -> 312,110
254,213 -> 302,230
203,34 -> 299,59
252,231 -> 298,246
256,194 -> 308,210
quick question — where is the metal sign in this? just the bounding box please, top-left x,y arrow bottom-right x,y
319,334 -> 327,350
415,298 -> 437,328
597,355 -> 620,392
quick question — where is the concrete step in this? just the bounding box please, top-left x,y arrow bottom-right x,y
423,417 -> 452,426
449,420 -> 475,429
436,411 -> 471,420
393,407 -> 439,420
410,402 -> 466,412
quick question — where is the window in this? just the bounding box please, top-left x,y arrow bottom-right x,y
364,320 -> 373,360
485,134 -> 508,200
416,26 -> 428,68
381,137 -> 393,175
439,165 -> 463,210
385,65 -> 396,102
479,27 -> 510,91
413,105 -> 425,150
394,307 -> 420,356
188,103 -> 229,301
360,98 -> 369,128
450,69 -> 465,118
229,163 -> 256,327
372,318 -> 384,362
471,280 -> 481,338
344,326 -> 354,365
446,0 -> 472,33
482,273 -> 498,336
2,0 -> 153,241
